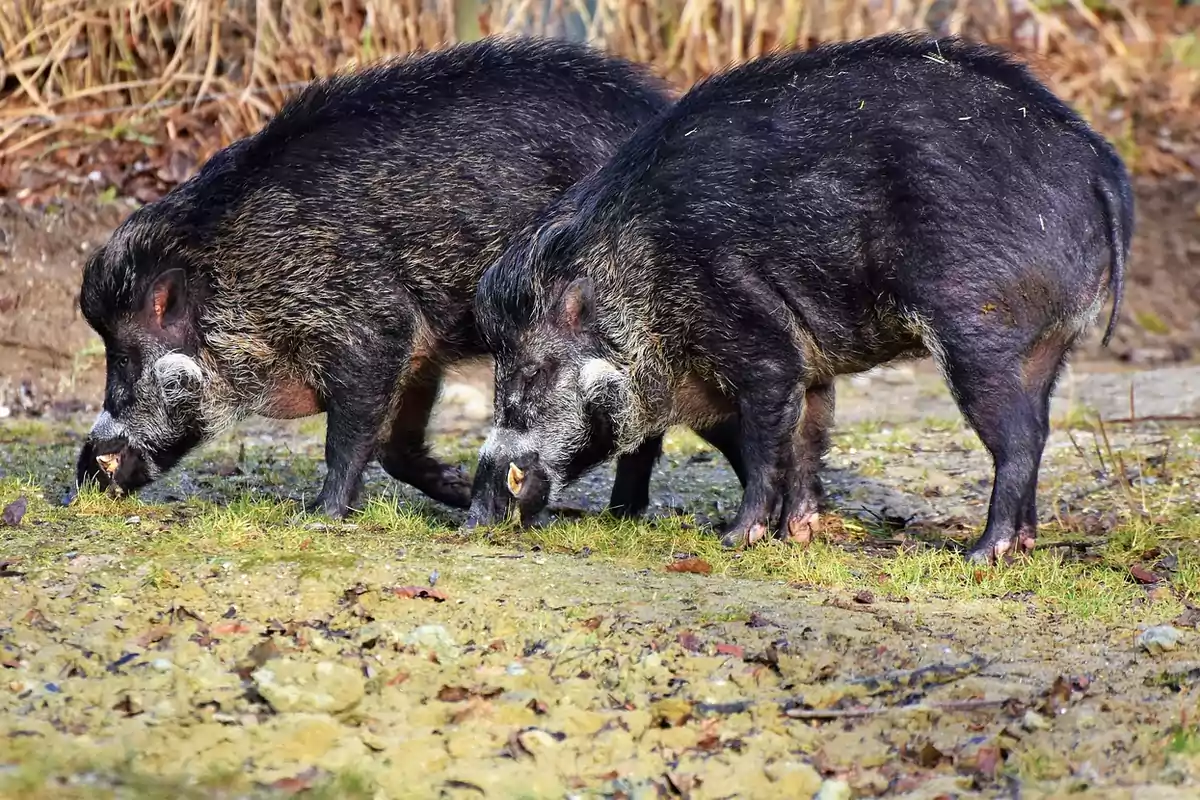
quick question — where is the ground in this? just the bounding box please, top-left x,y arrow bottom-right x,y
1,182 -> 1199,798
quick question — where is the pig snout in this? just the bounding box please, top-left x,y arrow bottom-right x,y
464,452 -> 552,528
75,437 -> 151,495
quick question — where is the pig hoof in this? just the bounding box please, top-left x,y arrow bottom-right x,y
720,522 -> 768,548
966,537 -> 1027,565
785,512 -> 820,545
1016,525 -> 1037,554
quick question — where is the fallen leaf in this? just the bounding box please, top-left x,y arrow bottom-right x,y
437,685 -> 501,702
676,631 -> 704,652
386,671 -> 410,687
270,767 -> 324,793
1130,564 -> 1162,585
112,694 -> 143,717
715,643 -> 744,658
1173,605 -> 1200,630
854,590 -> 876,605
582,616 -> 604,631
392,586 -> 449,602
747,612 -> 778,628
135,625 -> 172,648
2,498 -> 27,527
527,698 -> 548,715
666,557 -> 712,575
211,621 -> 253,636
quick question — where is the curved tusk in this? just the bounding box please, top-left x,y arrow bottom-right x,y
506,462 -> 525,497
96,453 -> 121,477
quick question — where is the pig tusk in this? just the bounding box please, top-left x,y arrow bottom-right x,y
96,453 -> 121,477
506,462 -> 525,497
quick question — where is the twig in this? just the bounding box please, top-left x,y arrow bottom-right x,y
783,697 -> 1013,720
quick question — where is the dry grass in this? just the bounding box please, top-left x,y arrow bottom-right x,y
1,0 -> 1198,175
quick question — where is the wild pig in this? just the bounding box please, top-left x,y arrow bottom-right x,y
73,36 -> 706,518
466,33 -> 1133,563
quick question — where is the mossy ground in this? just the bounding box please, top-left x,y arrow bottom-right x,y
1,403 -> 1198,798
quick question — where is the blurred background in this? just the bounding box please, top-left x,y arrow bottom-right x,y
0,0 -> 1198,415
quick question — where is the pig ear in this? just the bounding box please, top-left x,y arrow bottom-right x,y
145,269 -> 188,331
554,277 -> 594,335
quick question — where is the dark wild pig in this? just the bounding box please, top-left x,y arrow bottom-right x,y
467,33 -> 1132,563
74,36 -> 745,519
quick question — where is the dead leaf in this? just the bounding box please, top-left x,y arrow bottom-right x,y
211,621 -> 253,636
112,694 -> 143,717
676,631 -> 704,652
386,671 -> 410,687
527,698 -> 549,715
2,498 -> 27,527
854,590 -> 876,605
715,643 -> 744,658
582,616 -> 604,631
1130,564 -> 1162,585
666,557 -> 712,575
135,625 -> 172,648
269,767 -> 325,794
437,685 -> 501,702
392,586 -> 449,602
1172,605 -> 1200,630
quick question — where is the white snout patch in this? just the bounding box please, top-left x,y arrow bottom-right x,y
89,410 -> 127,441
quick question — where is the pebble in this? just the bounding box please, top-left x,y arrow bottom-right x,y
1138,625 -> 1184,655
816,779 -> 852,800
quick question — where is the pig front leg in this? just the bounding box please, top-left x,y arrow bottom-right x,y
779,380 -> 834,545
719,383 -> 804,548
608,417 -> 748,519
608,435 -> 664,518
377,361 -> 472,509
307,353 -> 397,519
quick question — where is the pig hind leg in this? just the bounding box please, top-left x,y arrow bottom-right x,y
377,362 -> 472,509
930,321 -> 1071,563
608,417 -> 747,519
778,380 -> 835,545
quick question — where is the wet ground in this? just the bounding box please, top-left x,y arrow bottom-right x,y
1,358 -> 1199,799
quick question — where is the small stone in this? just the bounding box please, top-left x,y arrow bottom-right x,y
506,662 -> 527,676
252,659 -> 365,714
816,779 -> 852,800
151,658 -> 173,672
1022,709 -> 1051,731
1138,626 -> 1184,656
403,624 -> 459,662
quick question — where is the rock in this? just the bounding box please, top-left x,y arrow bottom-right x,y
1022,709 -> 1051,731
252,659 -> 365,714
403,624 -> 460,662
815,778 -> 852,800
1138,626 -> 1184,656
763,760 -> 822,794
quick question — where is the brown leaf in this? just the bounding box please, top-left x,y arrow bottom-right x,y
112,694 -> 143,717
270,767 -> 324,793
386,671 -> 410,687
666,557 -> 712,575
715,643 -> 744,658
437,685 -> 501,702
392,586 -> 449,602
1173,605 -> 1200,630
1130,564 -> 1162,585
582,616 -> 604,631
3,498 -> 27,527
211,621 -> 253,636
135,625 -> 172,648
972,745 -> 1002,779
527,698 -> 548,715
853,590 -> 876,605
676,631 -> 704,652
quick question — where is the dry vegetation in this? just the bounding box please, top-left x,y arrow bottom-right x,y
1,0 -> 1199,202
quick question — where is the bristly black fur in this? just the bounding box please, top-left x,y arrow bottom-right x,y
473,32 -> 1134,562
76,35 -> 672,518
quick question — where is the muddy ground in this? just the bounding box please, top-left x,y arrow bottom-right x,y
0,185 -> 1199,798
